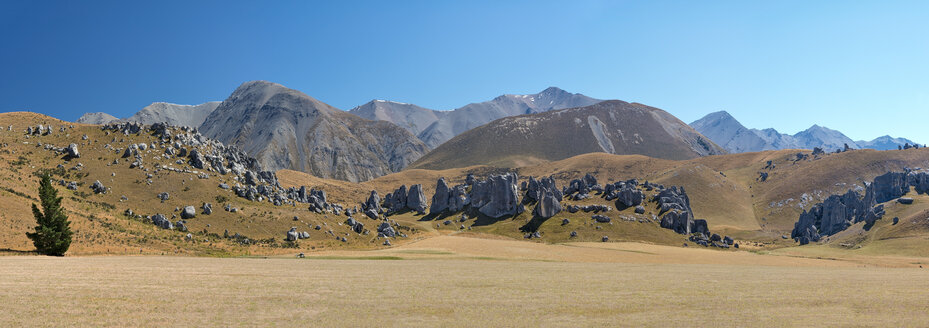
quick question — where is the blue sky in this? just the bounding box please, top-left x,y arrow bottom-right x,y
1,0 -> 926,143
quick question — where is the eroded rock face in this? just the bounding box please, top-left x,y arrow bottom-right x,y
872,172 -> 909,203
791,172 -> 903,243
430,178 -> 451,214
364,190 -> 381,214
473,173 -> 521,219
406,184 -> 427,214
533,191 -> 562,219
660,210 -> 692,234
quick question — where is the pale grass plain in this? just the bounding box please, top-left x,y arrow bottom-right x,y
3,236 -> 929,327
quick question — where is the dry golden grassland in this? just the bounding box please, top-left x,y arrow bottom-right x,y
2,240 -> 929,327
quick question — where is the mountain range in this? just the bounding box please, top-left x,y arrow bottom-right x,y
76,102 -> 220,128
691,111 -> 917,153
349,87 -> 602,148
74,83 -> 921,182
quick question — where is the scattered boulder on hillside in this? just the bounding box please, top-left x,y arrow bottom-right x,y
151,214 -> 173,230
634,205 -> 646,214
592,215 -> 611,223
202,203 -> 213,215
286,227 -> 299,241
175,220 -> 188,232
898,198 -> 914,205
181,206 -> 197,219
158,192 -> 170,202
377,221 -> 397,238
91,180 -> 106,194
66,143 -> 80,158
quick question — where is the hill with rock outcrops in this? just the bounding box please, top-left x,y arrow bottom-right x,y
410,100 -> 727,170
199,81 -> 429,182
3,110 -> 929,259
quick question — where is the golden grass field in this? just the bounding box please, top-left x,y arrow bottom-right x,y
3,234 -> 929,327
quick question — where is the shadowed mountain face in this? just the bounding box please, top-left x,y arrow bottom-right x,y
410,100 -> 726,170
691,111 -> 917,152
351,87 -> 602,148
199,81 -> 429,182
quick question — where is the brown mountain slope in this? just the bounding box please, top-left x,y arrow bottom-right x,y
199,81 -> 429,182
409,100 -> 726,170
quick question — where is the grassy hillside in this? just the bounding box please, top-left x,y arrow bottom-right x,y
3,112 -> 929,258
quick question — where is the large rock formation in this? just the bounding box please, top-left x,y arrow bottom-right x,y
471,173 -> 521,218
656,187 -> 694,234
790,171 -> 914,244
199,81 -> 428,182
430,178 -> 451,214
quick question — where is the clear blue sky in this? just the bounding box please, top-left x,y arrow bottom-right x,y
1,0 -> 926,143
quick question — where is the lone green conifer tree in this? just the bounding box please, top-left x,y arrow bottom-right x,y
26,174 -> 72,256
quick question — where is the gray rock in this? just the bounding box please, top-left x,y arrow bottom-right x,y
660,210 -> 693,234
91,180 -> 106,194
66,143 -> 80,158
158,192 -> 170,202
592,215 -> 611,223
406,184 -> 427,214
364,190 -> 381,213
634,205 -> 645,214
377,222 -> 397,237
473,173 -> 521,218
897,197 -> 914,205
181,206 -> 196,219
286,227 -> 299,241
202,203 -> 213,215
532,191 -> 562,219
151,214 -> 173,230
430,178 -> 450,214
